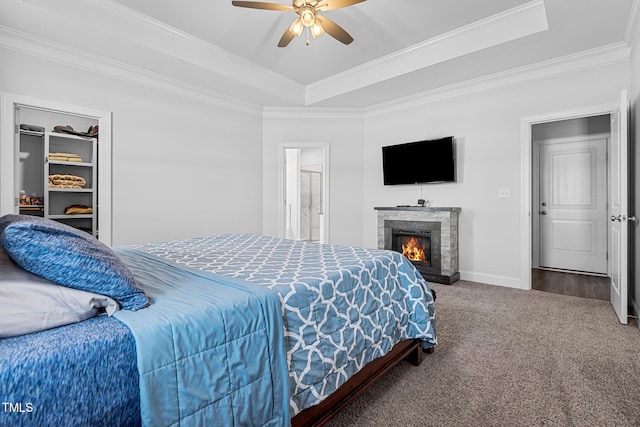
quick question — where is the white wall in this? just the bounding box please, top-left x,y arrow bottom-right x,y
0,48 -> 263,245
362,63 -> 630,288
262,112 -> 364,246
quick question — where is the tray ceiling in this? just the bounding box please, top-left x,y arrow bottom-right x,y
0,0 -> 636,108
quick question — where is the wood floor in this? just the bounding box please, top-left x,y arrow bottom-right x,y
531,268 -> 609,301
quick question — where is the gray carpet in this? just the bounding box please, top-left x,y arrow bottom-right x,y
326,280 -> 640,427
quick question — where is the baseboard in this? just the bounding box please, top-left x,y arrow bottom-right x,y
458,271 -> 524,289
631,297 -> 640,329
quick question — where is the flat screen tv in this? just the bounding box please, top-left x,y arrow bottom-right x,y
382,137 -> 455,185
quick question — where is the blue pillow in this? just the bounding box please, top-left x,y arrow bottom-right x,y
0,214 -> 148,311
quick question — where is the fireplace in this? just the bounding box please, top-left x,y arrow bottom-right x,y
376,207 -> 460,285
383,219 -> 442,281
393,230 -> 431,267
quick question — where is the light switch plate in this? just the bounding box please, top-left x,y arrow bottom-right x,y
498,188 -> 511,198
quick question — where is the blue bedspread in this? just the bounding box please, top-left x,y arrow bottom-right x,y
0,316 -> 139,427
113,247 -> 290,427
131,234 -> 437,414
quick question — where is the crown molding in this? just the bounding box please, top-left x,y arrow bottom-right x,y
22,0 -> 305,105
0,25 -> 264,117
305,0 -> 549,106
626,0 -> 640,48
364,42 -> 631,118
263,106 -> 363,120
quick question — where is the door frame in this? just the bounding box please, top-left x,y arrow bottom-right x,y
532,134 -> 609,273
0,92 -> 113,245
278,142 -> 330,244
520,103 -> 617,290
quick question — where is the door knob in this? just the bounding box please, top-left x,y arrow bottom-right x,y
540,211 -> 547,215
541,202 -> 547,207
611,215 -> 622,222
627,216 -> 636,222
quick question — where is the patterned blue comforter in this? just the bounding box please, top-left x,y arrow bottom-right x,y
131,234 -> 437,414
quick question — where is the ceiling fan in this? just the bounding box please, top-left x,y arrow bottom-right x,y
231,0 -> 366,47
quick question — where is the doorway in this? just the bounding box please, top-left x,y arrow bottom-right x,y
530,115 -> 611,297
522,93 -> 630,323
281,144 -> 329,244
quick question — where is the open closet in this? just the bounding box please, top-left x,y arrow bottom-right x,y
1,93 -> 112,244
17,107 -> 98,236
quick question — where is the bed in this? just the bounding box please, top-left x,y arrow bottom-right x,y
0,215 -> 436,426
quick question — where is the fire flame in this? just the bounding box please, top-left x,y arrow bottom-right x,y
401,237 -> 426,262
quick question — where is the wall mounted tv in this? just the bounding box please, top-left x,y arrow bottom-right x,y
382,136 -> 455,185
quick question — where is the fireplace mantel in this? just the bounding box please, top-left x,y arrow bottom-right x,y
375,207 -> 461,284
374,207 -> 461,212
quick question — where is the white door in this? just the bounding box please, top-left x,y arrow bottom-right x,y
539,139 -> 607,273
609,90 -> 629,325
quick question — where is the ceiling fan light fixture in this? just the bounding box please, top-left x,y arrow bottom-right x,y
300,9 -> 315,27
310,21 -> 324,38
289,17 -> 304,36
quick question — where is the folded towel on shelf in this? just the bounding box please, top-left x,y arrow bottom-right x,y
64,205 -> 93,215
49,152 -> 84,162
48,182 -> 83,189
49,157 -> 83,163
48,174 -> 86,189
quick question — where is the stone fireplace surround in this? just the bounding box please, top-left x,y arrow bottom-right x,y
376,207 -> 461,284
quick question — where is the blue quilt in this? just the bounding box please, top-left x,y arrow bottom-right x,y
113,248 -> 290,427
131,234 -> 437,414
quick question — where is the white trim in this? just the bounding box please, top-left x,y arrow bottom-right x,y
0,19 -> 631,114
0,92 -> 113,245
21,0 -> 304,105
0,26 -> 264,117
306,0 -> 549,105
625,0 -> 640,48
277,142 -> 331,244
365,43 -> 630,118
263,107 -> 363,120
459,270 -> 524,289
0,93 -> 14,218
520,104 -> 617,291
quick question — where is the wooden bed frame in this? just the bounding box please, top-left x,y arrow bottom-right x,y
291,339 -> 431,426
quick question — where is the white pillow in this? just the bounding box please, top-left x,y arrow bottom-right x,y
0,246 -> 119,338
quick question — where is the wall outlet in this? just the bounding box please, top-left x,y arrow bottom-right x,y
498,188 -> 511,199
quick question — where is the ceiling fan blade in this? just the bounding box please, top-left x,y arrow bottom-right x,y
231,1 -> 294,11
316,0 -> 366,11
315,15 -> 353,45
278,29 -> 296,47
